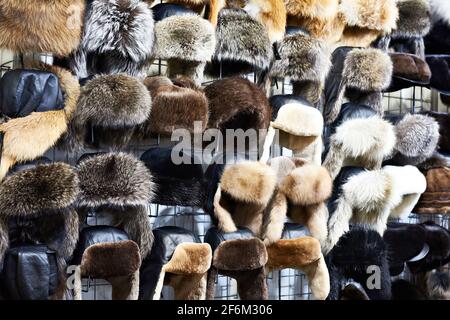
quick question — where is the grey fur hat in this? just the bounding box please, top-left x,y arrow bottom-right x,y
206,9 -> 273,78
389,0 -> 431,58
324,47 -> 393,124
386,113 -> 440,166
66,74 -> 152,151
154,14 -> 216,85
269,33 -> 331,107
70,0 -> 155,79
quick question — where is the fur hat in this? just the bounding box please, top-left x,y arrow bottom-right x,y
323,117 -> 396,179
269,32 -> 331,106
337,0 -> 398,48
326,227 -> 392,300
140,147 -> 205,207
425,0 -> 450,54
0,162 -> 79,299
324,165 -> 426,253
205,228 -> 269,300
266,227 -> 330,300
206,9 -> 273,78
406,221 -> 450,273
324,47 -> 393,124
211,161 -> 277,235
389,0 -> 431,58
66,74 -> 151,150
262,157 -> 332,245
427,271 -> 450,300
141,76 -> 208,136
420,111 -> 450,155
414,166 -> 450,215
70,0 -> 154,79
139,226 -> 212,300
0,0 -> 84,56
0,63 -> 80,181
385,53 -> 431,92
154,14 -> 215,85
261,102 -> 324,165
204,76 -> 271,135
76,152 -> 155,259
386,114 -> 440,166
425,55 -> 450,95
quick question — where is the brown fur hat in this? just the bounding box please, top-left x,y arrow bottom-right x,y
0,63 -> 80,181
385,53 -> 431,92
269,32 -> 331,106
141,76 -> 209,136
0,0 -> 84,56
414,166 -> 450,215
205,76 -> 271,133
66,74 -> 151,151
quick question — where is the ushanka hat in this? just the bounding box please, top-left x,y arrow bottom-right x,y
206,9 -> 273,79
139,226 -> 212,300
266,224 -> 330,300
140,147 -> 205,207
0,0 -> 84,56
261,102 -> 324,165
322,117 -> 396,179
385,114 -> 440,166
66,74 -> 151,151
326,227 -> 391,300
205,227 -> 269,300
388,0 -> 431,58
269,32 -> 331,107
324,47 -> 393,124
0,161 -> 79,299
384,53 -> 431,92
425,55 -> 450,95
141,76 -> 209,136
324,165 -> 426,253
0,63 -> 80,181
71,153 -> 155,300
154,14 -> 215,85
69,0 -> 154,79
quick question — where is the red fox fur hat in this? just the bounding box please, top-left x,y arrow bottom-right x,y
0,0 -> 84,56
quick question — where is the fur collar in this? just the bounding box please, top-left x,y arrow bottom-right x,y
76,153 -> 154,208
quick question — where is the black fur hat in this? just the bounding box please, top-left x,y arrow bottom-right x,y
140,147 -> 205,207
326,227 -> 391,300
425,0 -> 450,54
426,55 -> 450,95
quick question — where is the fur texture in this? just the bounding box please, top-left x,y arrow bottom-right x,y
427,271 -> 450,300
154,14 -> 215,84
421,111 -> 450,155
0,63 -> 80,181
243,0 -> 287,43
71,0 -> 154,78
388,53 -> 432,86
414,166 -> 450,215
205,77 -> 271,132
323,117 -> 396,179
142,76 -> 209,135
285,0 -> 339,20
210,9 -> 273,73
68,74 -> 151,150
326,48 -> 393,124
391,0 -> 431,38
429,0 -> 450,25
391,114 -> 440,165
0,0 -> 84,56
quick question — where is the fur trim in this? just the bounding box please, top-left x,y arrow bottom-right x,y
213,238 -> 268,271
205,77 -> 271,131
339,0 -> 398,33
285,0 -> 339,20
243,0 -> 287,43
212,9 -> 273,72
142,76 -> 209,135
0,63 -> 80,180
71,0 -> 154,78
76,153 -> 154,208
0,163 -> 78,217
429,0 -> 450,25
68,74 -> 151,150
0,0 -> 84,56
393,114 -> 440,163
391,0 -> 431,38
323,117 -> 396,179
270,32 -> 331,83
